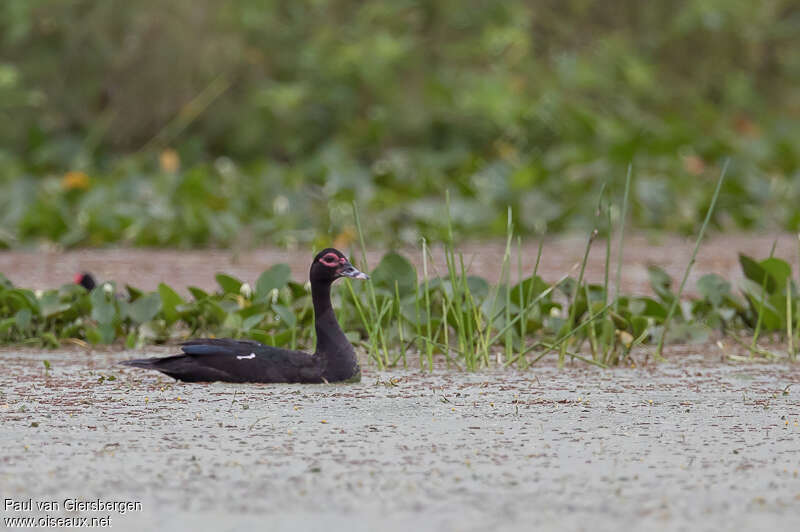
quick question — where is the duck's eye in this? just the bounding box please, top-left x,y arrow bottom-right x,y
320,253 -> 340,267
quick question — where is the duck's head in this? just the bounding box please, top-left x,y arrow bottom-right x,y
310,248 -> 369,284
74,272 -> 96,291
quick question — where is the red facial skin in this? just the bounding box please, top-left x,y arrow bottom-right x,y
320,253 -> 346,267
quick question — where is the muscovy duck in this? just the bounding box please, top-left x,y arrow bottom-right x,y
121,248 -> 369,383
74,272 -> 97,291
75,272 -> 128,301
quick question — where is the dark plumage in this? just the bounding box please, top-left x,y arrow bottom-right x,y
121,248 -> 369,383
74,272 -> 96,291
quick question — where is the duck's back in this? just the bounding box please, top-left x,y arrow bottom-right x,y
122,339 -> 323,383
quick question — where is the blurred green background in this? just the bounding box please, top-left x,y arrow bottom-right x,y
0,0 -> 798,249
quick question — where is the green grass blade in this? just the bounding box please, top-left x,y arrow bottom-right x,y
656,159 -> 729,358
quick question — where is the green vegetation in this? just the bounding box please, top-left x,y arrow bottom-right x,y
1,1 -> 799,247
2,163 -> 798,366
2,3 -> 799,364
1,240 -> 798,365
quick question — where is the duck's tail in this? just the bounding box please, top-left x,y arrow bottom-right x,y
119,354 -> 229,382
119,357 -> 162,369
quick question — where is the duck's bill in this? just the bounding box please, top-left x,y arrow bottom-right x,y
338,262 -> 370,280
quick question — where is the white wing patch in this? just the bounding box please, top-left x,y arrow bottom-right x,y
237,353 -> 256,360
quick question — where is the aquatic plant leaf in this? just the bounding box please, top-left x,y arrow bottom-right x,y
509,275 -> 550,308
2,288 -> 38,312
41,333 -> 58,348
665,322 -> 709,344
14,308 -> 31,330
124,293 -> 161,324
273,304 -> 297,327
91,323 -> 115,344
222,312 -> 242,331
90,288 -> 116,326
158,283 -> 185,326
247,329 -> 271,344
188,286 -> 209,301
608,310 -> 629,330
738,254 -> 775,293
215,273 -> 242,294
629,297 -> 667,320
287,281 -> 308,299
256,264 -> 291,301
85,326 -> 102,345
739,279 -> 783,330
630,316 -> 649,338
242,312 -> 267,331
39,291 -> 71,318
647,265 -> 674,303
466,276 -> 490,300
760,258 -> 791,293
0,317 -> 15,334
261,330 -> 293,347
697,274 -> 731,307
125,285 -> 143,302
371,252 -> 416,297
199,299 -> 227,324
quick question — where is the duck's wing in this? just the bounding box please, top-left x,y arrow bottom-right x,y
121,338 -> 321,383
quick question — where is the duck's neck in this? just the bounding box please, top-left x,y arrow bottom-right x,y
311,281 -> 358,378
